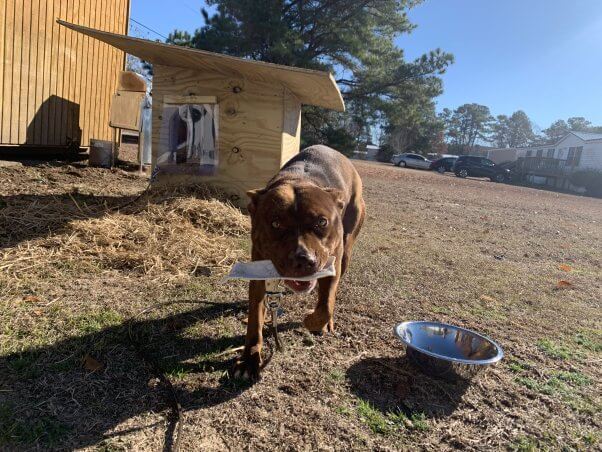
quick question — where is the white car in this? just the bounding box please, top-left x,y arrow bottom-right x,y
391,153 -> 432,169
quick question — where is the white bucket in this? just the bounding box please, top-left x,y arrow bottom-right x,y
89,139 -> 114,168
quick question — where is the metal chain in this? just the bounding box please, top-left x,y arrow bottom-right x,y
264,290 -> 286,352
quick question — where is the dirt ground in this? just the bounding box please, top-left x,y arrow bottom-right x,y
1,155 -> 600,451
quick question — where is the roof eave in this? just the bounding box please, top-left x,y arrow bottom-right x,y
57,19 -> 344,112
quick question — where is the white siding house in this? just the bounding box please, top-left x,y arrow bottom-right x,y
353,143 -> 380,161
485,132 -> 602,191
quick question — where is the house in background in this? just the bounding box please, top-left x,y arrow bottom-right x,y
482,147 -> 524,164
365,144 -> 380,161
353,143 -> 380,161
485,131 -> 602,191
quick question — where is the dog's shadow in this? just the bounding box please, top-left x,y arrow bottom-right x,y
0,300 -> 290,450
346,356 -> 470,418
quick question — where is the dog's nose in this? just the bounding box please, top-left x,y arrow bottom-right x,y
293,248 -> 318,273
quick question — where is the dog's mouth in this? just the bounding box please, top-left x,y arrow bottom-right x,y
283,279 -> 317,293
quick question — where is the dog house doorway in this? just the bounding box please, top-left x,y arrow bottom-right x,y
157,96 -> 219,176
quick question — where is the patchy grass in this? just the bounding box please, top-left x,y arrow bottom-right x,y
552,370 -> 592,387
0,403 -> 69,447
507,357 -> 532,373
355,400 -> 428,435
356,400 -> 401,435
1,159 -> 601,450
536,339 -> 575,360
581,431 -> 599,446
574,330 -> 602,352
514,369 -> 596,414
509,435 -> 540,451
328,368 -> 346,383
163,364 -> 190,380
70,309 -> 124,334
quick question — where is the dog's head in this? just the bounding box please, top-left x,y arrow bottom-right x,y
247,181 -> 345,293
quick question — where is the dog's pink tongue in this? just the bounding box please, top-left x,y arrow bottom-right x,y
285,280 -> 311,292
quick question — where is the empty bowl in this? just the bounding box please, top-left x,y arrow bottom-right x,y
394,321 -> 504,380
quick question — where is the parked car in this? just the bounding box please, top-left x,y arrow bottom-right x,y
453,156 -> 511,182
391,153 -> 431,169
430,156 -> 458,173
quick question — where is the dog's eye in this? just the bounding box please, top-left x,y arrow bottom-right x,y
271,220 -> 280,229
317,217 -> 328,228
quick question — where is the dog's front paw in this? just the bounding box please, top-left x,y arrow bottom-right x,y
303,310 -> 334,334
231,350 -> 262,381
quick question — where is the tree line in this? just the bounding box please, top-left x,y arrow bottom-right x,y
157,0 -> 452,157
436,104 -> 602,156
156,1 -> 600,160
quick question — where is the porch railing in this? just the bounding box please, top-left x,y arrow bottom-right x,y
518,157 -> 575,176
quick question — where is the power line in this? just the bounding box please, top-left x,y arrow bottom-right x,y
129,18 -> 169,40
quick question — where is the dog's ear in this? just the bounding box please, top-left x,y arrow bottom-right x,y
246,188 -> 265,216
324,188 -> 345,212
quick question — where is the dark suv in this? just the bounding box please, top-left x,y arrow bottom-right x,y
430,156 -> 458,173
453,156 -> 511,182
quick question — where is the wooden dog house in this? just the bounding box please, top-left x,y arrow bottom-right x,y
58,20 -> 344,205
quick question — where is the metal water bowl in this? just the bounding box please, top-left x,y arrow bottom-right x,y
394,321 -> 504,380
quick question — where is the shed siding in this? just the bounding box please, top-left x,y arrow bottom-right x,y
0,0 -> 129,147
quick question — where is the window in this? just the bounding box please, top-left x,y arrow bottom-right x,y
536,149 -> 543,158
481,158 -> 495,166
546,148 -> 555,158
566,146 -> 583,166
157,98 -> 219,175
526,150 -> 533,157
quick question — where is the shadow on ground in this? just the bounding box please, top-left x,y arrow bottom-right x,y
0,300 -> 266,450
346,356 -> 470,418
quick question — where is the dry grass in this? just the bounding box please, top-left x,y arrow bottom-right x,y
1,158 -> 601,451
1,171 -> 249,298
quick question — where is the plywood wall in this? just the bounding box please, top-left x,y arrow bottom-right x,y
281,88 -> 301,167
152,64 -> 302,206
0,0 -> 130,147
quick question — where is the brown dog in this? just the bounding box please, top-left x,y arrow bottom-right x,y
234,145 -> 365,379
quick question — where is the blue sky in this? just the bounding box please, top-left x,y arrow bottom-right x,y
129,0 -> 602,130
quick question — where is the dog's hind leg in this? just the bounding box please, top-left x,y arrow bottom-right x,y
341,194 -> 365,276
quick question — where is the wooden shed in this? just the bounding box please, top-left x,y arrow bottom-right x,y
58,20 -> 344,205
0,1 -> 130,149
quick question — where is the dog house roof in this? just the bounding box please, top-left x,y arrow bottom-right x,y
57,20 -> 345,112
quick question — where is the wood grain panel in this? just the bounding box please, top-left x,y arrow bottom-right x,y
11,0 -> 23,141
0,0 -> 6,140
1,0 -> 14,142
32,0 -> 46,143
280,88 -> 301,167
19,0 -> 33,143
109,91 -> 144,130
1,0 -> 129,147
63,0 -> 76,143
152,64 -> 285,205
39,0 -> 54,144
71,0 -> 84,143
79,0 -> 91,145
48,0 -> 61,144
85,0 -> 97,143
